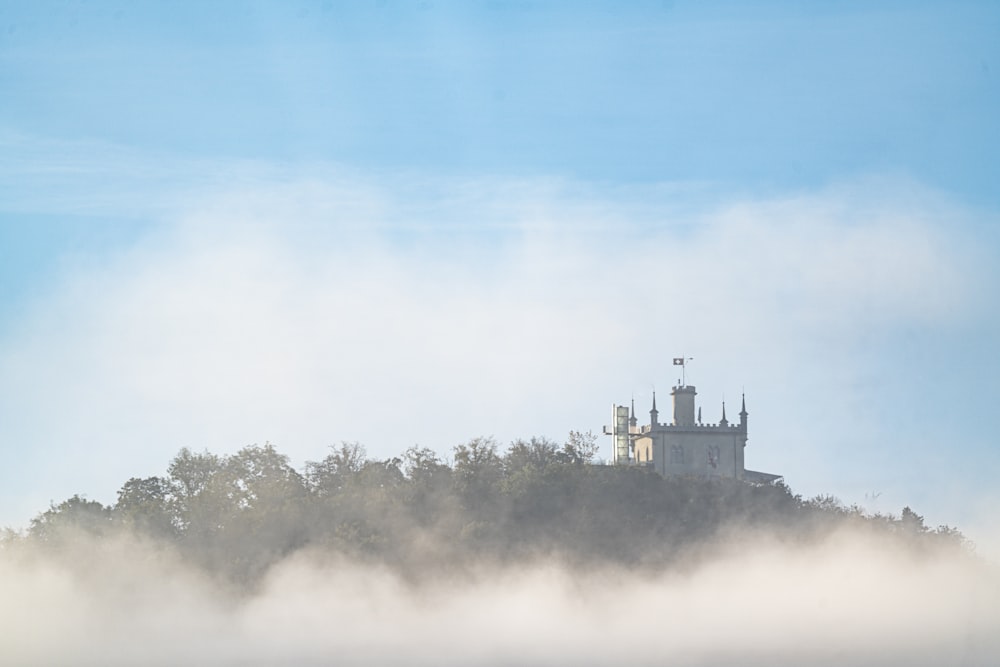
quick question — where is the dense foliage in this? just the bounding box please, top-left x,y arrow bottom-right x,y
9,433 -> 966,586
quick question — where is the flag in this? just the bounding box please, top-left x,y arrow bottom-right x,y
673,357 -> 685,365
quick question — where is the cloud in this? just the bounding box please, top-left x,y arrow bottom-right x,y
1,527 -> 997,665
0,173 -> 993,543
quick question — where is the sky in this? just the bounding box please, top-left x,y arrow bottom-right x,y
1,1 -> 998,553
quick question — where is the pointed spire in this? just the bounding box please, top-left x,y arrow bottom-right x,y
652,392 -> 657,412
629,397 -> 637,426
719,401 -> 728,427
650,391 -> 659,426
740,393 -> 748,416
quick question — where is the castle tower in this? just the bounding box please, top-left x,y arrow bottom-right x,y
672,385 -> 697,426
607,375 -> 779,483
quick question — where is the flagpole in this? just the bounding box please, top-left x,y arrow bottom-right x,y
672,355 -> 693,387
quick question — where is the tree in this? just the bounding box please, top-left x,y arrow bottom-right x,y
354,457 -> 405,493
561,430 -> 599,464
900,506 -> 927,533
29,495 -> 113,543
0,527 -> 22,550
400,446 -> 456,537
213,443 -> 311,578
164,444 -> 312,580
504,437 -> 560,476
222,443 -> 308,513
403,446 -> 449,482
167,447 -> 224,535
305,442 -> 368,497
16,438 -> 975,584
452,437 -> 503,514
168,447 -> 222,499
114,476 -> 176,538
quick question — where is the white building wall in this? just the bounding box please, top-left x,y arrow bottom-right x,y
638,428 -> 744,479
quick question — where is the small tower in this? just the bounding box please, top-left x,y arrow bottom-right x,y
629,397 -> 638,428
719,401 -> 728,427
736,393 -> 749,474
671,385 -> 697,426
650,392 -> 659,426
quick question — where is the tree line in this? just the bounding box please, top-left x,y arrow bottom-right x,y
8,433 -> 967,587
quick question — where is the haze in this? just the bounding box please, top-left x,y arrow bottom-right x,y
2,2 -> 1000,664
3,440 -> 996,665
3,526 -> 997,665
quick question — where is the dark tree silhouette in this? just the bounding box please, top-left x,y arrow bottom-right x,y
18,436 -> 969,586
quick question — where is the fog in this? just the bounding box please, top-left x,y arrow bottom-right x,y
1,169 -> 996,566
3,527 -> 996,666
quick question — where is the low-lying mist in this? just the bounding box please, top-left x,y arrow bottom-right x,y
3,438 -> 997,665
2,526 -> 997,666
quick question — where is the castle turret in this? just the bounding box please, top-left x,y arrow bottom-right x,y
629,398 -> 637,428
650,392 -> 659,426
736,393 -> 749,475
671,385 -> 697,426
719,401 -> 728,427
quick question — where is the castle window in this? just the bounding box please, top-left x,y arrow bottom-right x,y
670,444 -> 684,464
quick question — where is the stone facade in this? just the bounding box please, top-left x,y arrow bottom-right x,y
607,384 -> 780,483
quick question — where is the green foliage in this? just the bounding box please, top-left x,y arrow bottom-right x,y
25,433 -> 970,585
114,476 -> 176,538
305,442 -> 367,497
562,430 -> 600,464
402,445 -> 449,482
29,495 -> 113,543
900,506 -> 926,532
453,436 -> 503,512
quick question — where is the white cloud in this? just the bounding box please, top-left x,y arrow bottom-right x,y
0,174 -> 993,546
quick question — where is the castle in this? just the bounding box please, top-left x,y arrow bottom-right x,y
605,373 -> 781,484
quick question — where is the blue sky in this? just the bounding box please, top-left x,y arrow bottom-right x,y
1,1 -> 999,552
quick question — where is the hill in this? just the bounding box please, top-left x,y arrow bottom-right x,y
8,435 -> 967,587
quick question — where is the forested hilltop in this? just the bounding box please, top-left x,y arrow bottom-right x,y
8,434 -> 966,587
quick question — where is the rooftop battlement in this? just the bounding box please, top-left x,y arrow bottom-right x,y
604,359 -> 776,481
641,422 -> 743,433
